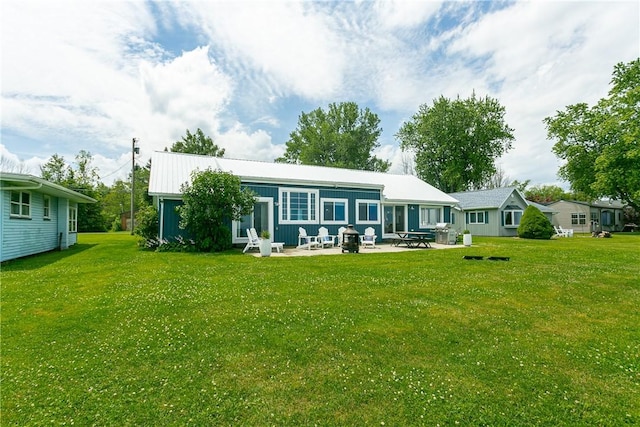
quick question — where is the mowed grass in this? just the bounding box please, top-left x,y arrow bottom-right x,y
2,233 -> 639,426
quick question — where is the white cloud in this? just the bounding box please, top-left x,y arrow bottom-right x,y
177,1 -> 347,100
217,124 -> 285,163
2,0 -> 638,191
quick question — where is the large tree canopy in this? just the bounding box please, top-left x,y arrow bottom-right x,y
177,169 -> 256,252
168,128 -> 225,157
40,151 -> 105,231
545,58 -> 640,210
396,93 -> 514,193
277,102 -> 390,172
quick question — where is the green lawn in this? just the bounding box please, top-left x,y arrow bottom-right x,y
2,232 -> 639,425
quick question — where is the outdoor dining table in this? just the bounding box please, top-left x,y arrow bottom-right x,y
394,231 -> 434,248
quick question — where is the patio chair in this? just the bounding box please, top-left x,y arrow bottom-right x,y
360,227 -> 377,248
554,225 -> 570,238
243,228 -> 261,253
337,226 -> 347,247
559,226 -> 574,237
297,227 -> 320,250
317,226 -> 336,248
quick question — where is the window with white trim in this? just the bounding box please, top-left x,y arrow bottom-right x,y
10,191 -> 31,218
43,195 -> 51,219
468,211 -> 486,224
279,188 -> 318,224
419,207 -> 440,228
503,209 -> 523,227
69,206 -> 77,232
571,212 -> 586,225
356,199 -> 380,224
321,198 -> 347,224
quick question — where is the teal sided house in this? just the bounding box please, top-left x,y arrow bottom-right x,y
1,173 -> 96,262
148,151 -> 459,246
449,187 -> 555,237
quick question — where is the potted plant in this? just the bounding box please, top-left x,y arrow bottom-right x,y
259,230 -> 272,257
462,229 -> 472,247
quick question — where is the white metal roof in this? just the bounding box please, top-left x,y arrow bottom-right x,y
149,151 -> 458,205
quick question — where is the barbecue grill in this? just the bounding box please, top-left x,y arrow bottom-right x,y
435,222 -> 457,245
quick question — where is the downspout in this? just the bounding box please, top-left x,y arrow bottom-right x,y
159,198 -> 164,240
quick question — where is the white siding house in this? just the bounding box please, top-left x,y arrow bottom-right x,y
1,173 -> 96,262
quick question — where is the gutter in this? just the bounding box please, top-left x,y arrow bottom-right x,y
0,183 -> 43,191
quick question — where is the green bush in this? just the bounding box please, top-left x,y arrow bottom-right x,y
518,205 -> 555,239
134,205 -> 159,241
177,168 -> 256,252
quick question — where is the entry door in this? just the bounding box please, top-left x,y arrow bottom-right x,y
234,198 -> 273,243
384,205 -> 406,235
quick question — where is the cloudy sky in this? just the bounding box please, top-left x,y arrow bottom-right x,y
2,0 -> 638,187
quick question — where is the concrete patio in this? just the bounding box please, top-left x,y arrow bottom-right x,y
249,241 -> 467,257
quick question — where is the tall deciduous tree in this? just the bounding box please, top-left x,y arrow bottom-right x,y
177,169 -> 256,252
524,185 -> 569,204
40,151 -> 106,231
545,58 -> 640,211
396,93 -> 515,193
277,102 -> 390,172
168,128 -> 225,157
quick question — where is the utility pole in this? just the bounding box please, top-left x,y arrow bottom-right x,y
131,138 -> 139,235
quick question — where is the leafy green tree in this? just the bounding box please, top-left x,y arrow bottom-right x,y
396,93 -> 515,192
277,102 -> 390,172
517,205 -> 555,240
545,58 -> 640,211
168,128 -> 225,157
177,169 -> 257,252
524,185 -> 569,204
40,151 -> 107,231
40,154 -> 69,185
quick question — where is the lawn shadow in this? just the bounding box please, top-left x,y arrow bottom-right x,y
1,243 -> 97,272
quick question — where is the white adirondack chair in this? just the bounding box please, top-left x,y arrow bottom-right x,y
297,227 -> 320,250
554,225 -> 570,238
317,226 -> 336,248
337,226 -> 347,247
243,228 -> 261,252
559,226 -> 574,237
360,227 -> 377,248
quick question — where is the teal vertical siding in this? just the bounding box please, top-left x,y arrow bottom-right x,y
159,183 -> 383,246
160,199 -> 188,240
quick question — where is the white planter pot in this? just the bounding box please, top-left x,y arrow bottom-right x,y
259,239 -> 272,257
463,234 -> 472,247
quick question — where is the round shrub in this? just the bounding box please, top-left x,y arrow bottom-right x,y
517,205 -> 555,239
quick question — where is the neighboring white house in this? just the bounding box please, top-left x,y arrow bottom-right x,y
148,151 -> 459,246
1,173 -> 96,262
547,199 -> 627,233
449,187 -> 555,237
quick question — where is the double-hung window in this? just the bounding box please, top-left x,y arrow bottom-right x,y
279,188 -> 318,224
419,207 -> 440,228
321,198 -> 347,224
571,213 -> 586,225
356,199 -> 379,224
43,195 -> 51,219
10,191 -> 31,218
69,206 -> 77,232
